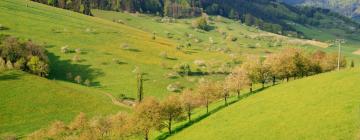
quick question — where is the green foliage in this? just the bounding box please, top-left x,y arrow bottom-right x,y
0,36 -> 49,77
27,56 -> 49,77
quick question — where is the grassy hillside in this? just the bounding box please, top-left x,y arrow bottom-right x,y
0,70 -> 128,136
169,68 -> 360,140
0,0 -> 331,100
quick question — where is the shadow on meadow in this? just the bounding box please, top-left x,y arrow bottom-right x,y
155,87 -> 269,140
0,72 -> 22,81
47,52 -> 104,87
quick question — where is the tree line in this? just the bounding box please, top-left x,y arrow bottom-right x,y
26,48 -> 348,140
0,35 -> 49,77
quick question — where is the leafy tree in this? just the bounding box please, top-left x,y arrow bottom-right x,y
27,56 -> 49,77
74,75 -> 82,84
137,73 -> 144,102
0,58 -> 5,72
83,0 -> 92,16
225,67 -> 250,99
241,55 -> 271,91
160,94 -> 184,134
194,15 -> 211,31
181,89 -> 200,122
216,81 -> 230,106
14,58 -> 26,70
6,60 -> 13,70
132,97 -> 162,140
197,79 -> 218,113
351,60 -> 355,68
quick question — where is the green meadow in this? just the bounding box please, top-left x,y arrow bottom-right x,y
169,68 -> 360,140
0,70 -> 128,135
1,0 -> 360,138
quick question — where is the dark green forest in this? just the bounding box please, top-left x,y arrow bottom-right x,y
31,0 -> 360,37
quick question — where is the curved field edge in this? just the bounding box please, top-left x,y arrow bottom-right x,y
0,70 -> 129,136
169,68 -> 360,140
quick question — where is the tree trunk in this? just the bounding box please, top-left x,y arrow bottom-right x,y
168,116 -> 172,134
272,76 -> 276,86
224,96 -> 228,106
145,131 -> 149,140
262,81 -> 265,89
250,83 -> 253,93
286,77 -> 289,82
187,106 -> 191,122
237,90 -> 240,99
206,100 -> 209,114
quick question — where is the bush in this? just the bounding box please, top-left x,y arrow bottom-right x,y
74,75 -> 82,84
159,51 -> 168,59
27,56 -> 49,77
75,48 -> 81,54
61,46 -> 69,53
166,82 -> 183,92
193,16 -> 211,31
14,58 -> 26,70
0,57 -> 6,72
6,60 -> 13,70
84,79 -> 91,86
72,55 -> 80,62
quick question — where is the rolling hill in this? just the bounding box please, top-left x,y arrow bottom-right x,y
169,68 -> 360,140
280,0 -> 360,20
1,0 -> 360,138
0,70 -> 129,136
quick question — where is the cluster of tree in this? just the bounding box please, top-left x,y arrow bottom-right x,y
0,35 -> 49,77
27,93 -> 199,140
31,0 -> 92,15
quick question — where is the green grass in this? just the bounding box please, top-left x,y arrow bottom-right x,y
1,0 -> 360,137
169,68 -> 360,140
0,70 -> 129,136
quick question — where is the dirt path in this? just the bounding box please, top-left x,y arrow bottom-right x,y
101,92 -> 134,108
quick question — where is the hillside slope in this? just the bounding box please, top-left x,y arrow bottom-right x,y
170,68 -> 360,140
281,0 -> 360,20
0,70 -> 129,135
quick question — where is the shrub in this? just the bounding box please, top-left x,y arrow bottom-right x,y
27,56 -> 49,77
14,58 -> 26,70
72,55 -> 80,62
193,16 -> 211,31
159,51 -> 168,59
84,79 -> 91,86
173,63 -> 191,76
194,60 -> 206,67
75,48 -> 81,54
6,60 -> 13,70
61,46 -> 69,53
166,82 -> 183,92
0,57 -> 6,72
74,75 -> 82,84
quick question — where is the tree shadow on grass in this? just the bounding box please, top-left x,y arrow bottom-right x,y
155,87 -> 269,140
47,52 -> 104,87
0,72 -> 22,81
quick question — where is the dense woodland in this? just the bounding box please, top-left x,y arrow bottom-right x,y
30,0 -> 360,37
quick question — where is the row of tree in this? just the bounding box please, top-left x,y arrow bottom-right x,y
27,48 -> 347,140
0,35 -> 49,77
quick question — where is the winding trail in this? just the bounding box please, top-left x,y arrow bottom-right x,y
99,91 -> 134,108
